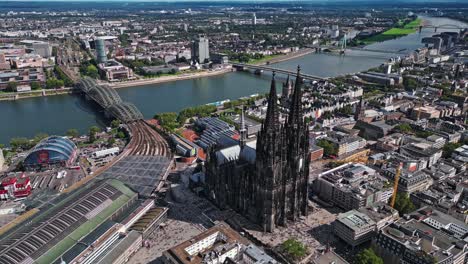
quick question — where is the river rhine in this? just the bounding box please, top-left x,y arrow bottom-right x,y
0,16 -> 466,144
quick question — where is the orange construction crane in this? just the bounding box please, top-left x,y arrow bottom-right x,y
390,162 -> 404,208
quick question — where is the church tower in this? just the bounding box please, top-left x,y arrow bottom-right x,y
255,72 -> 287,232
282,75 -> 293,102
354,97 -> 365,121
239,105 -> 247,149
285,66 -> 310,221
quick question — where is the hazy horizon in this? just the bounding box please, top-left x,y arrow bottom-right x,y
0,0 -> 465,2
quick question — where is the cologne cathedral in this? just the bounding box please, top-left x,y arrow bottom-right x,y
205,67 -> 310,232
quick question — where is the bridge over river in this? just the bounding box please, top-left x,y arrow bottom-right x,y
232,63 -> 327,81
70,77 -> 173,198
76,77 -> 144,123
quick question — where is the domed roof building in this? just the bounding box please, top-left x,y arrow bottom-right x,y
23,136 -> 77,170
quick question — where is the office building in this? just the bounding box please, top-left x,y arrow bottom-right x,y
313,250 -> 349,264
192,36 -> 210,64
10,54 -> 43,69
359,203 -> 399,230
243,244 -> 277,264
383,168 -> 433,194
321,131 -> 367,157
98,60 -> 134,81
32,42 -> 52,58
0,53 -> 10,70
354,120 -> 396,140
313,163 -> 393,211
373,207 -> 468,264
0,68 -> 46,90
451,145 -> 468,163
163,223 -> 250,264
96,38 -> 108,64
333,210 -> 376,247
400,142 -> 443,169
411,106 -> 441,120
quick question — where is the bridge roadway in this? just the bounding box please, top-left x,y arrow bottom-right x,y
419,24 -> 466,31
232,63 -> 326,81
311,45 -> 408,55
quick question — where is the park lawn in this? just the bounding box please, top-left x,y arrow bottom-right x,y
361,18 -> 422,44
249,54 -> 282,65
404,18 -> 422,29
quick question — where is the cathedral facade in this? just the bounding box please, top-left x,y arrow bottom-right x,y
205,67 -> 310,232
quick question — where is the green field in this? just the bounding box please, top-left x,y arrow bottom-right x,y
361,18 -> 422,44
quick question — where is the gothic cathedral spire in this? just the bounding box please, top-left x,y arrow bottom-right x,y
288,66 -> 304,128
264,72 -> 280,133
239,105 -> 247,149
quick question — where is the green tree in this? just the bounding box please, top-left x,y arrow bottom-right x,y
88,126 -> 101,143
415,130 -> 433,138
316,139 -> 338,157
338,105 -> 353,115
403,77 -> 419,90
110,119 -> 121,128
392,193 -> 416,215
280,238 -> 308,261
6,81 -> 17,92
86,65 -> 99,79
154,112 -> 180,132
443,142 -> 462,158
30,82 -> 42,90
33,133 -> 49,144
54,65 -> 74,86
46,78 -> 64,89
107,137 -> 116,147
116,131 -> 126,139
355,248 -> 383,264
395,123 -> 413,134
66,129 -> 79,138
118,33 -> 130,47
10,137 -> 32,151
177,105 -> 217,124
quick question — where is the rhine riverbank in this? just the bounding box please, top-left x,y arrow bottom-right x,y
110,48 -> 314,89
0,48 -> 314,101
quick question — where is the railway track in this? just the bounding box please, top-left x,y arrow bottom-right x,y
127,120 -> 170,157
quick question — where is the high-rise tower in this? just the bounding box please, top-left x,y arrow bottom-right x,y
192,36 -> 210,64
95,38 -> 107,64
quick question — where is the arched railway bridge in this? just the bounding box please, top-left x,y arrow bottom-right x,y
76,77 -> 143,123
66,77 -> 173,197
76,77 -> 171,158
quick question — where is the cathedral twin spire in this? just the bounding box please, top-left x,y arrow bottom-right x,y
263,72 -> 280,133
263,66 -> 304,131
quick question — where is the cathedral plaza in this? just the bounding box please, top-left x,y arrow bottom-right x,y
232,200 -> 340,255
